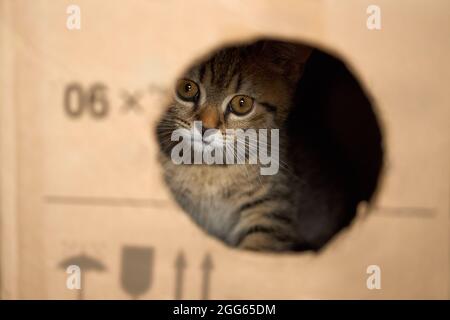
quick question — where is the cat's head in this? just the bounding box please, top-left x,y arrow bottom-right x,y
157,40 -> 311,155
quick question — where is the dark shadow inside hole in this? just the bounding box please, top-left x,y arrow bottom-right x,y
286,48 -> 384,250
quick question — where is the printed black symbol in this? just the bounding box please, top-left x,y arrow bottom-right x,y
120,90 -> 143,113
59,253 -> 106,300
88,83 -> 109,118
174,251 -> 187,299
120,246 -> 154,299
200,253 -> 213,300
63,82 -> 109,119
64,83 -> 84,117
173,251 -> 214,299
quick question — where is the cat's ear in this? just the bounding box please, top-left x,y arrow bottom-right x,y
256,40 -> 312,83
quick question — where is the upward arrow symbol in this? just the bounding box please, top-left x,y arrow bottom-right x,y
174,251 -> 187,299
200,253 -> 213,300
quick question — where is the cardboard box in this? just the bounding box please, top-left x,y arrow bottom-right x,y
1,0 -> 449,299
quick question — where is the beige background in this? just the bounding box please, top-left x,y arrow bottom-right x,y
0,0 -> 449,299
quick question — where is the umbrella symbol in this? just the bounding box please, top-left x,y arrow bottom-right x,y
59,253 -> 106,300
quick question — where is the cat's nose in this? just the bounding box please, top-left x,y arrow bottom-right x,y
198,107 -> 219,130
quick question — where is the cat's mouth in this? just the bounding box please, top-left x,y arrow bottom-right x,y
201,139 -> 212,146
191,137 -> 210,148
201,132 -> 218,145
192,135 -> 221,152
192,127 -> 224,148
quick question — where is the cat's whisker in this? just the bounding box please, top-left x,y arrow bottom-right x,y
238,139 -> 294,175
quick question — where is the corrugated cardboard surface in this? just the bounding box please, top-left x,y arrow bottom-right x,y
0,0 -> 449,299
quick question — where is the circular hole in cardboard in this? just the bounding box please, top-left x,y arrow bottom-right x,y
156,38 -> 384,252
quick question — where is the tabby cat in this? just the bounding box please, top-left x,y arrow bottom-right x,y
156,40 -> 358,252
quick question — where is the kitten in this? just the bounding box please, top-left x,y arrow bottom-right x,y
156,40 -> 359,252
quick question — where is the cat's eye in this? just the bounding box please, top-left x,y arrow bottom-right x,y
176,79 -> 199,102
229,95 -> 254,116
